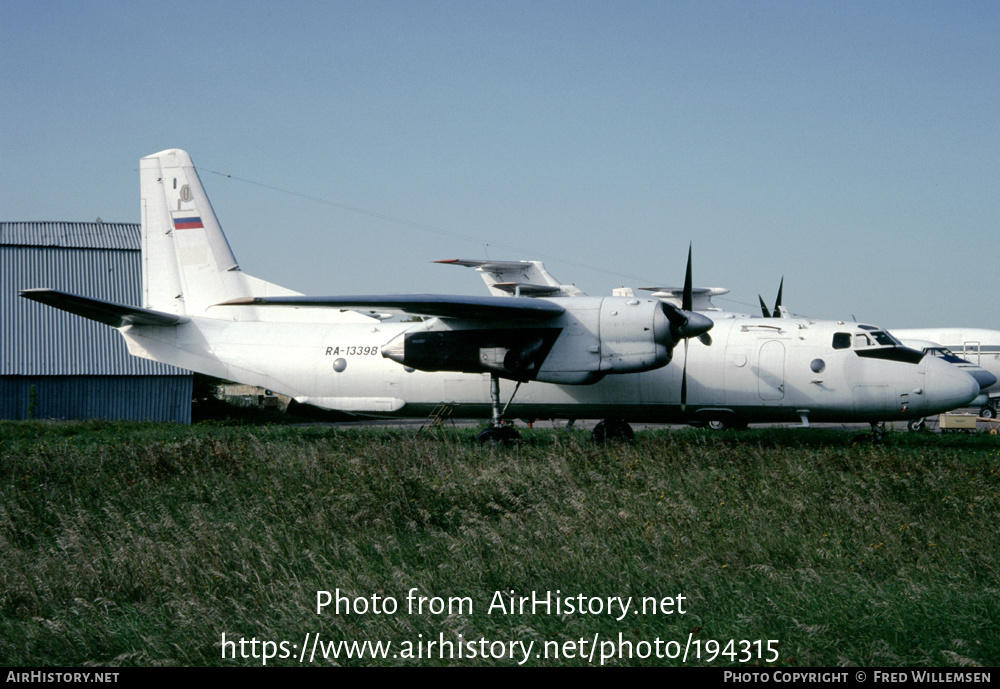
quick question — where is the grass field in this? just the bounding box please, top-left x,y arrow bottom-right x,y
1,420 -> 997,666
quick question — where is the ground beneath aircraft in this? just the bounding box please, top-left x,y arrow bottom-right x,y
293,412 -> 991,435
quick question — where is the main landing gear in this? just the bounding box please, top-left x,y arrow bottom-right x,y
476,374 -> 523,445
591,418 -> 634,444
474,374 -> 641,445
475,424 -> 521,445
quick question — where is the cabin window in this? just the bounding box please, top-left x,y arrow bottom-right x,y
833,333 -> 851,349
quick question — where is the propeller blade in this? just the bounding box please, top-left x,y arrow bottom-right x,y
681,338 -> 689,410
773,277 -> 784,317
675,244 -> 707,411
682,243 -> 693,312
759,295 -> 771,318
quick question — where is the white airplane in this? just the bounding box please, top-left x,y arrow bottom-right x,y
891,329 -> 1000,418
19,149 -> 981,442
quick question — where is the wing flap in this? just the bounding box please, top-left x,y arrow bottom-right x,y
20,289 -> 189,327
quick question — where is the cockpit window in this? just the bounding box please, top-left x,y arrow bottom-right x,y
869,331 -> 898,346
835,330 -> 903,350
926,347 -> 966,363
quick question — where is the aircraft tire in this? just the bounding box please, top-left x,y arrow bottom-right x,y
476,426 -> 521,446
980,406 -> 996,419
907,418 -> 926,432
592,418 -> 634,444
709,419 -> 749,431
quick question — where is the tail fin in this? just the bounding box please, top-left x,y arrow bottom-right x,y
140,149 -> 298,315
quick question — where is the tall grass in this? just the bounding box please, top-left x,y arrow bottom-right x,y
1,421 -> 997,666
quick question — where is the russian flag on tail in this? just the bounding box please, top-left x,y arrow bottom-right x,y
173,216 -> 204,229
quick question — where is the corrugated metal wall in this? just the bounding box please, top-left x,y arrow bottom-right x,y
0,377 -> 193,423
1,222 -> 192,422
1,222 -> 185,376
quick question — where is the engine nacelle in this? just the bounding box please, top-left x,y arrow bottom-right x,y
594,296 -> 673,374
381,296 -> 698,385
381,326 -> 561,381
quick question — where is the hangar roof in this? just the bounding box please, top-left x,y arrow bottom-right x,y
0,221 -> 140,250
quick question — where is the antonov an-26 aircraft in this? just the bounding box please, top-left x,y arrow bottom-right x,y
20,149 -> 980,442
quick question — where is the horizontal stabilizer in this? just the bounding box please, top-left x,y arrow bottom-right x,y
217,293 -> 565,321
640,286 -> 729,311
435,258 -> 586,298
434,259 -> 537,271
491,282 -> 564,296
20,289 -> 189,327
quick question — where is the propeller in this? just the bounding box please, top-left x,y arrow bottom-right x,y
656,244 -> 713,410
758,295 -> 771,318
758,276 -> 784,318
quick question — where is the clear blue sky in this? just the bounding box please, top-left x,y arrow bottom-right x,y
3,1 -> 997,328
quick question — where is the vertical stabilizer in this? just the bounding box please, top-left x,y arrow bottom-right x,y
140,148 -> 298,316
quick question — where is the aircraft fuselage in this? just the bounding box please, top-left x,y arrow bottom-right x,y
121,310 -> 977,425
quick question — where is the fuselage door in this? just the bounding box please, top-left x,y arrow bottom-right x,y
964,341 -> 981,366
758,340 -> 785,400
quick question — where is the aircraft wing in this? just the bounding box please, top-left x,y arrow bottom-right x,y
20,289 -> 189,327
217,294 -> 566,321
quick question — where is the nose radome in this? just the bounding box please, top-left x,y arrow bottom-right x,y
924,358 -> 981,415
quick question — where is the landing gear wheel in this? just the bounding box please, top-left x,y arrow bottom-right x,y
708,418 -> 749,431
476,425 -> 521,446
475,372 -> 523,445
592,418 -> 634,444
853,422 -> 886,445
980,405 -> 996,419
907,418 -> 926,432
